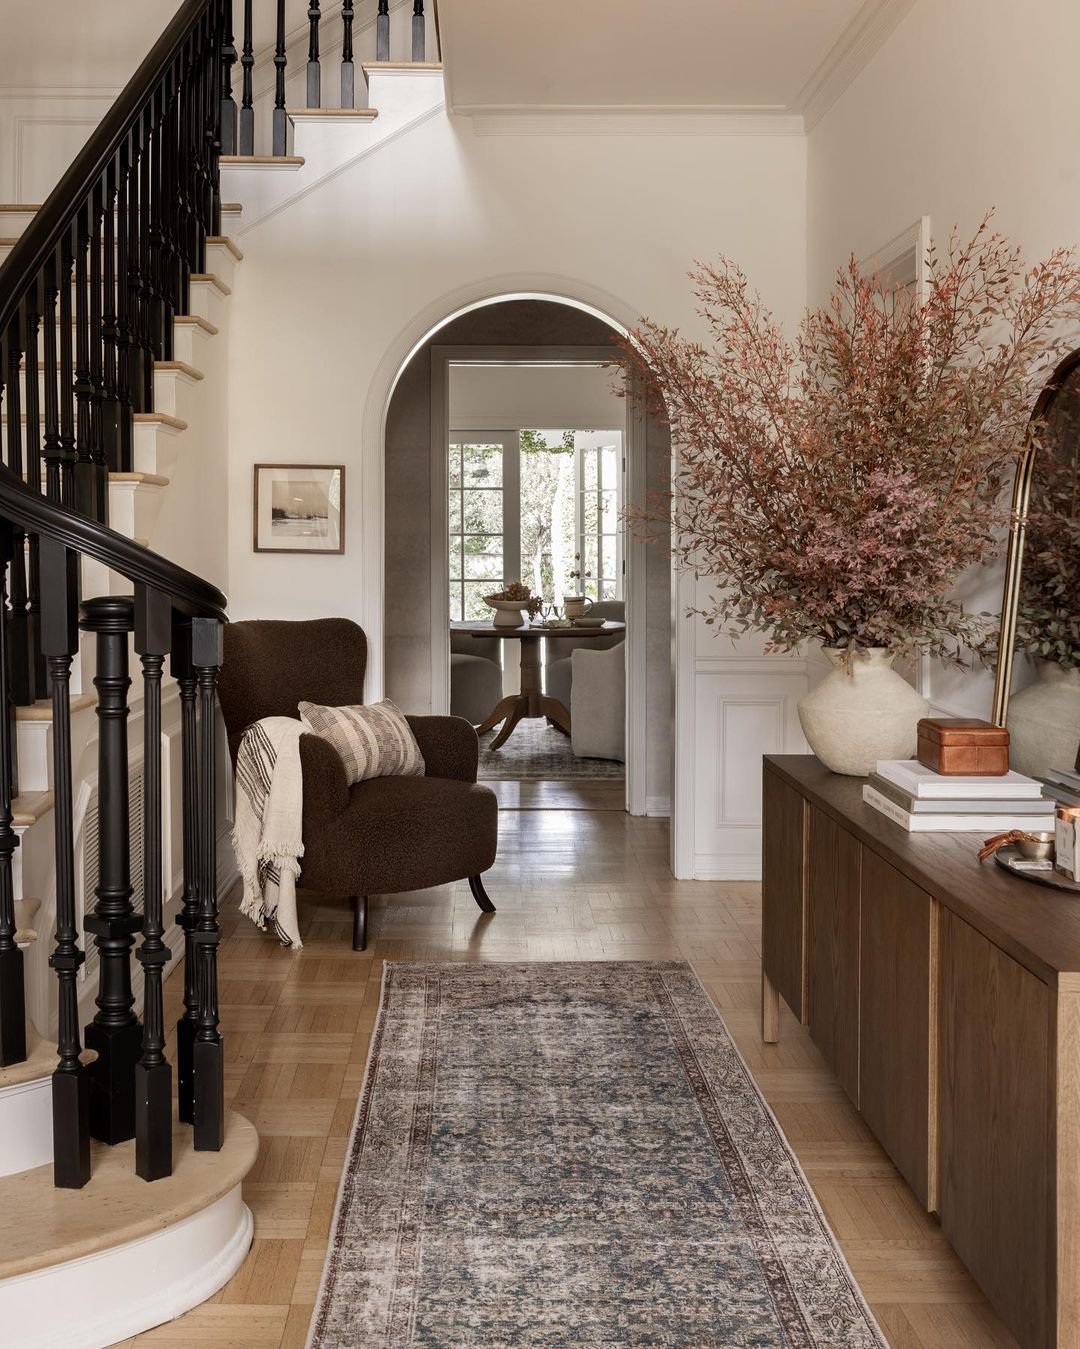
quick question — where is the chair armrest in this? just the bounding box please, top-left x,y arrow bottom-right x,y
407,715 -> 479,783
299,731 -> 351,821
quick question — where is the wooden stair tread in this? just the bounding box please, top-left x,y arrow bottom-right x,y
109,471 -> 170,486
205,235 -> 244,261
19,359 -> 203,382
133,411 -> 187,429
363,60 -> 443,70
14,895 -> 40,946
188,271 -> 231,296
0,1110 -> 257,1281
219,155 -> 304,167
287,107 -> 378,118
12,791 -> 53,827
0,205 -> 42,212
16,692 -> 95,722
174,314 -> 219,335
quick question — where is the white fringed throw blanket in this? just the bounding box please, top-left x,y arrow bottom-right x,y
232,716 -> 306,950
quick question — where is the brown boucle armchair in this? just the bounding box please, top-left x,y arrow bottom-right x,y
217,618 -> 498,951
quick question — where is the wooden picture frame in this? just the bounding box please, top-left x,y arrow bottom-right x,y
253,463 -> 345,554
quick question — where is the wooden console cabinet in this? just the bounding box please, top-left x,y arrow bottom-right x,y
762,755 -> 1080,1349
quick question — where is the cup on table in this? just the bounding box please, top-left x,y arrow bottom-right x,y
563,596 -> 594,621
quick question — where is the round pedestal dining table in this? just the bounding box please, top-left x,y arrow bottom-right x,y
454,619 -> 626,749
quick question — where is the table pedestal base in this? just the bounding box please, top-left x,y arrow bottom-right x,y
474,634 -> 572,749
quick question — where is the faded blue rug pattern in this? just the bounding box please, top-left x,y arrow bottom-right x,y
310,961 -> 886,1348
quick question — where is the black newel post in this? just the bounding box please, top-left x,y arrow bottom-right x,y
172,619 -> 199,1124
341,0 -> 354,109
0,526 -> 25,1068
134,584 -> 173,1181
80,595 -> 143,1146
239,0 -> 255,155
377,0 -> 390,62
41,536 -> 91,1188
272,0 -> 288,157
192,616 -> 224,1151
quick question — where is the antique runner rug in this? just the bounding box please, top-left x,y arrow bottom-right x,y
308,961 -> 886,1348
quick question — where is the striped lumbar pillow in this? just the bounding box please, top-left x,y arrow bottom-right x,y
298,699 -> 426,784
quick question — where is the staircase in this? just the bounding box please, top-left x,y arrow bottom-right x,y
0,0 -> 439,1342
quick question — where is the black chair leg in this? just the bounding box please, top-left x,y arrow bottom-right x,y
468,875 -> 496,914
352,895 -> 368,951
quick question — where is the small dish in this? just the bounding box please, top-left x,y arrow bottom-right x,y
1016,832 -> 1055,861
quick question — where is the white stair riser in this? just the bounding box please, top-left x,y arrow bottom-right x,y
171,321 -> 216,367
186,278 -> 226,326
0,1075 -> 52,1178
204,241 -> 238,289
0,1189 -> 253,1349
14,721 -> 51,794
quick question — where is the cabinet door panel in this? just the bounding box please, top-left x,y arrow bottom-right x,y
939,909 -> 1049,1349
859,850 -> 934,1208
807,806 -> 860,1104
762,769 -> 806,1021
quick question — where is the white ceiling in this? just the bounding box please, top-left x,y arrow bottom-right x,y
438,0 -> 912,124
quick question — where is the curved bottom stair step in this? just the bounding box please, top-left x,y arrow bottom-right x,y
0,1033 -> 97,1178
0,1110 -> 257,1349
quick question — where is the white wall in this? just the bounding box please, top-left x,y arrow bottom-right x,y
223,95 -> 808,872
807,0 -> 1080,722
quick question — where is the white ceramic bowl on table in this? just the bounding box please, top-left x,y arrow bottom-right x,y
483,596 -> 529,627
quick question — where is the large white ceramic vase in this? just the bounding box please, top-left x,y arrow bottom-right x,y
798,647 -> 930,776
1007,660 -> 1080,779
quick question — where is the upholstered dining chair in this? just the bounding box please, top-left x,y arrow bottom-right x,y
543,599 -> 626,709
217,618 -> 498,951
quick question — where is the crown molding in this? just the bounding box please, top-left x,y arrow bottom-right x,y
466,108 -> 805,138
796,0 -> 918,130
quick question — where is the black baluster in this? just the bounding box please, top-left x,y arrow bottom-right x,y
23,294 -> 45,700
208,9 -> 223,236
80,595 -> 143,1146
114,143 -> 134,474
307,0 -> 321,108
40,536 -> 90,1189
149,93 -> 172,364
0,525 -> 25,1069
192,616 -> 224,1151
341,0 -> 354,109
377,0 -> 390,62
273,0 -> 288,157
100,159 -> 123,471
134,585 -> 172,1181
239,0 -> 254,154
58,228 -> 77,509
5,312 -> 32,708
219,0 -> 237,155
73,203 -> 98,516
42,253 -> 64,502
172,620 -> 199,1125
412,0 -> 425,62
88,181 -> 109,522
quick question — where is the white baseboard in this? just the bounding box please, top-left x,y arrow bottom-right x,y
693,854 -> 763,881
645,795 -> 671,817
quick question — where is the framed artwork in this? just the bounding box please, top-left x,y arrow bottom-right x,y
253,463 -> 345,554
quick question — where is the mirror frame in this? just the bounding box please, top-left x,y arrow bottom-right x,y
991,347 -> 1079,725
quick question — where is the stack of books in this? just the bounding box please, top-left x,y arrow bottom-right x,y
1040,766 -> 1080,810
864,759 -> 1056,833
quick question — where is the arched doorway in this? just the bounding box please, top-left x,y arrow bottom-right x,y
382,297 -> 671,819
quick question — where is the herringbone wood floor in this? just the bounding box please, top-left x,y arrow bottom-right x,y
112,789 -> 1017,1348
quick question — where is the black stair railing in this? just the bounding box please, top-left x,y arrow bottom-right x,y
0,0 -> 230,1187
9,466 -> 228,1190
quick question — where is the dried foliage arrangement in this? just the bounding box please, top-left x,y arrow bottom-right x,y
621,214 -> 1080,664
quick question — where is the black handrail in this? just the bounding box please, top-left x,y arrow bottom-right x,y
0,464 -> 226,620
0,0 -> 216,336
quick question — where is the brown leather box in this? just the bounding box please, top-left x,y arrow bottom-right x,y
916,717 -> 1010,776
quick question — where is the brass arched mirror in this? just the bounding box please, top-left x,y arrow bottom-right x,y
992,348 -> 1080,786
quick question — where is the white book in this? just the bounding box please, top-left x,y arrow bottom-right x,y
863,785 -> 1055,834
875,759 -> 1044,800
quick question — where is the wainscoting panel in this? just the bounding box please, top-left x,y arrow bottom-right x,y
690,661 -> 809,880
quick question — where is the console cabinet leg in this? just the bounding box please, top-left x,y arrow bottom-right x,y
762,968 -> 780,1043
